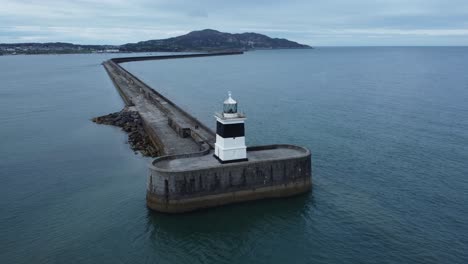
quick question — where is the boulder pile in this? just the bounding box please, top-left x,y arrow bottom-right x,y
92,108 -> 159,157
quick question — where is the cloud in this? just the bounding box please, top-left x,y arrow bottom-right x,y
0,25 -> 188,44
0,0 -> 467,45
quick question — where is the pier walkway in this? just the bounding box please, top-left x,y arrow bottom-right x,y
103,52 -> 242,155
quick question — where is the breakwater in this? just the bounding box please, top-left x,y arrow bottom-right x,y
102,52 -> 312,213
110,51 -> 243,64
148,145 -> 311,213
103,53 -> 226,155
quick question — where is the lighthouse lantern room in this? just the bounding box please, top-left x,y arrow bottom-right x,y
214,92 -> 248,163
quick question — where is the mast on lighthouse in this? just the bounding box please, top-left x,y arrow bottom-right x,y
214,92 -> 248,163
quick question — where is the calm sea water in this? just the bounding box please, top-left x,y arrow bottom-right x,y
1,48 -> 468,263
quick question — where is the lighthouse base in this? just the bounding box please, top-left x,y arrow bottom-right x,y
213,154 -> 248,164
147,144 -> 312,213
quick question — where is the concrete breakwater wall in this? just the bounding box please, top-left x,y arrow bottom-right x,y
111,51 -> 243,64
147,145 -> 312,213
102,52 -> 312,213
102,53 -> 238,155
104,55 -> 223,149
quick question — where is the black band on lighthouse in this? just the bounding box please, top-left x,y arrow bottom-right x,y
216,122 -> 245,138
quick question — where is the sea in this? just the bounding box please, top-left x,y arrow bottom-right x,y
1,47 -> 467,264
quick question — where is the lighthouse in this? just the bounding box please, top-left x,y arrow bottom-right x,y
214,92 -> 248,163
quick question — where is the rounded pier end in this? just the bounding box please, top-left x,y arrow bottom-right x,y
147,144 -> 312,213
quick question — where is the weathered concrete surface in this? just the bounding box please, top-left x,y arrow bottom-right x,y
103,53 -> 246,154
104,60 -> 208,155
111,51 -> 243,64
147,145 -> 312,213
156,147 -> 306,171
101,52 -> 312,213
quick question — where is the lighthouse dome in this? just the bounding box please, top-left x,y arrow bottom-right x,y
224,92 -> 237,104
223,91 -> 238,114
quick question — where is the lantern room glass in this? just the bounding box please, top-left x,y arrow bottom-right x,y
223,103 -> 237,114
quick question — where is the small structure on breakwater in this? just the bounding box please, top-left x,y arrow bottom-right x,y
214,92 -> 248,163
101,52 -> 312,213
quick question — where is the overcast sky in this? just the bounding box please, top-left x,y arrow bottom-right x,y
1,0 -> 467,46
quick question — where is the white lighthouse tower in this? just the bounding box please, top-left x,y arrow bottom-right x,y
214,92 -> 248,163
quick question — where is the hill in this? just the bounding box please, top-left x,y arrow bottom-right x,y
120,29 -> 311,52
0,29 -> 311,55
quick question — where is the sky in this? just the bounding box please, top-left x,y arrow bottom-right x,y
0,0 -> 467,46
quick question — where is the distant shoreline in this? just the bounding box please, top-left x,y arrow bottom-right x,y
0,29 -> 311,56
0,47 -> 313,56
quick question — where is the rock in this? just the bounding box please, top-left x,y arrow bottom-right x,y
92,108 -> 160,157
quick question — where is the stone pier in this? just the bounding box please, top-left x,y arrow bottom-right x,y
102,52 -> 312,213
